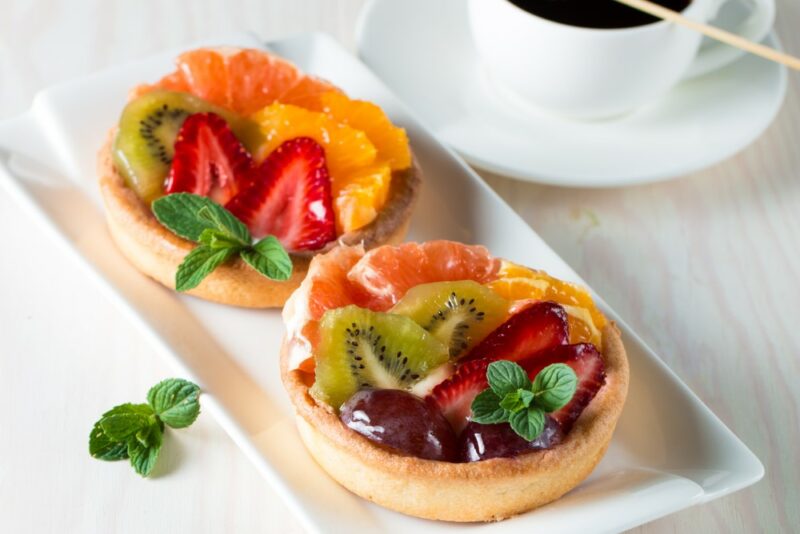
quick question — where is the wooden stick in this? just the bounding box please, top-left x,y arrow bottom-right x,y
614,0 -> 800,71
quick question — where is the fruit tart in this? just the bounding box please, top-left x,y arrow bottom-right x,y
97,48 -> 420,307
281,241 -> 629,522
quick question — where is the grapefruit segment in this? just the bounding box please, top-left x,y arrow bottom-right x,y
282,244 -> 367,371
132,48 -> 410,236
134,48 -> 340,116
303,245 -> 366,322
347,241 -> 502,310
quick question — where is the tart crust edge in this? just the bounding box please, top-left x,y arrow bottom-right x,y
96,130 -> 420,308
281,316 -> 629,522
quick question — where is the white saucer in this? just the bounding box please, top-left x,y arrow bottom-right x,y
356,0 -> 788,187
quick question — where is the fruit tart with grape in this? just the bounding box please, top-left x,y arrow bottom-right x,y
280,241 -> 629,522
97,48 -> 419,307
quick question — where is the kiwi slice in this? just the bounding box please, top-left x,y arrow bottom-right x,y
311,305 -> 450,410
112,89 -> 261,203
391,281 -> 509,359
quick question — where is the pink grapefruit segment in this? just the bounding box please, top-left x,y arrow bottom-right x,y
132,48 -> 340,116
346,241 -> 502,310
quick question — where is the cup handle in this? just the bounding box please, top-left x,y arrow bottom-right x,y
684,0 -> 776,78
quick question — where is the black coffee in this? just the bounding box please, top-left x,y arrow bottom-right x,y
508,0 -> 692,29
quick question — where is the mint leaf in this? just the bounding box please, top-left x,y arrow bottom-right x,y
128,424 -> 163,477
152,193 -> 250,244
100,412 -> 151,441
90,403 -> 154,458
147,378 -> 201,429
509,406 -> 546,442
469,360 -> 571,443
241,235 -> 292,281
89,421 -> 129,461
135,419 -> 164,447
532,363 -> 577,413
152,193 -> 293,287
101,403 -> 155,419
175,245 -> 237,291
196,204 -> 250,245
486,360 -> 531,397
90,379 -> 201,478
470,388 -> 507,424
499,389 -> 525,413
519,388 -> 535,407
198,228 -> 246,251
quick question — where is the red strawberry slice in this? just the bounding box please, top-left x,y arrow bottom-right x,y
165,112 -> 252,205
426,343 -> 605,435
426,358 -> 494,434
462,301 -> 570,363
518,343 -> 606,433
426,301 -> 569,433
225,137 -> 336,252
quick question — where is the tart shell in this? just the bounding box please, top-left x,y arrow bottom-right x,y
96,132 -> 420,308
280,323 -> 629,522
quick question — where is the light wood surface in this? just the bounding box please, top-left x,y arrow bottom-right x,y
0,1 -> 797,532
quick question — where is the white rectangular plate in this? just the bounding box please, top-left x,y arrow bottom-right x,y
0,33 -> 762,534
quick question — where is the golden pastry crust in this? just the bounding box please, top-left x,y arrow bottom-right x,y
280,322 -> 628,522
96,132 -> 420,307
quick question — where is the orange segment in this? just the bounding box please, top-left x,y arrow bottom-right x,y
334,163 -> 392,233
487,261 -> 606,347
347,241 -> 502,310
134,48 -> 340,116
252,103 -> 377,183
487,277 -> 550,299
541,277 -> 606,333
253,103 -> 392,234
318,92 -> 411,171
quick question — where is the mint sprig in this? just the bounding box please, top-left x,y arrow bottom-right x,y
470,361 -> 577,441
241,235 -> 293,280
89,378 -> 201,477
152,193 -> 292,291
175,246 -> 237,291
147,378 -> 202,428
532,363 -> 579,412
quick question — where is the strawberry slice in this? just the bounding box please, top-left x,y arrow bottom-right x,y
426,343 -> 605,435
426,301 -> 569,432
226,137 -> 336,252
426,358 -> 494,434
165,112 -> 252,205
461,301 -> 570,363
517,343 -> 606,432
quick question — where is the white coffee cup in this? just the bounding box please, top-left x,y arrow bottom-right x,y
468,0 -> 776,119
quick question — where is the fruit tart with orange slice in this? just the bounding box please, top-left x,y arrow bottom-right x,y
281,241 -> 629,522
97,48 -> 419,307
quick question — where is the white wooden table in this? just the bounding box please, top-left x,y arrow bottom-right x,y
0,1 -> 797,532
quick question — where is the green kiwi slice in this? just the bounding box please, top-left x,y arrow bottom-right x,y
311,305 -> 450,410
391,280 -> 509,359
112,89 -> 261,203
